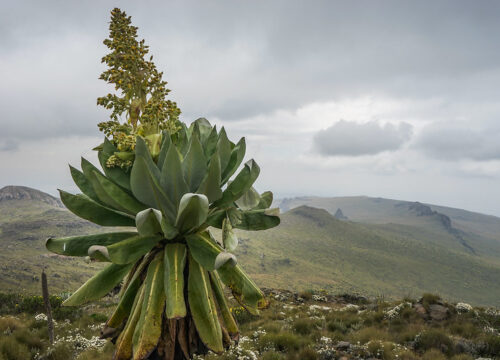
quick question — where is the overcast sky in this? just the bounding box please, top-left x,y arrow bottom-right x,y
2,0 -> 500,215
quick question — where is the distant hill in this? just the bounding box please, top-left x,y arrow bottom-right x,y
0,185 -> 104,294
229,204 -> 500,306
1,187 -> 500,306
0,185 -> 62,207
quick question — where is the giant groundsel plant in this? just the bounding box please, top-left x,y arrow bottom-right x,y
45,8 -> 279,360
47,119 -> 280,359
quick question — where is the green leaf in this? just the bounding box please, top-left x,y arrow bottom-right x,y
193,118 -> 213,144
157,131 -> 171,170
131,137 -> 176,222
88,245 -> 111,262
215,252 -> 237,269
164,243 -> 187,319
107,256 -> 151,329
217,128 -> 232,174
256,191 -> 273,209
59,190 -> 136,227
69,165 -> 101,204
107,234 -> 163,265
235,186 -> 260,210
93,170 -> 147,214
63,263 -> 133,306
215,159 -> 260,208
175,193 -> 209,234
222,218 -> 238,252
206,209 -> 225,228
114,284 -> 145,360
160,142 -> 189,213
203,125 -> 218,159
209,271 -> 239,337
176,122 -> 190,156
221,137 -> 246,184
182,133 -> 207,192
186,231 -> 235,271
235,208 -> 281,231
217,263 -> 268,315
188,254 -> 223,353
46,232 -> 136,257
135,208 -> 163,236
133,254 -> 165,359
160,218 -> 179,240
81,157 -> 124,211
197,150 -> 222,203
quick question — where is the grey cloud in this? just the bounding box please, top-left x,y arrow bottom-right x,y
314,121 -> 412,156
0,139 -> 19,152
2,0 -> 500,143
416,123 -> 500,161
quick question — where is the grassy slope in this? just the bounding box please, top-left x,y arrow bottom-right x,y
231,206 -> 500,307
0,199 -> 106,294
2,195 -> 500,306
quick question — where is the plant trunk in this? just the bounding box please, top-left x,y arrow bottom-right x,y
41,269 -> 55,344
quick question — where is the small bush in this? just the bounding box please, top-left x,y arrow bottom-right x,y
0,337 -> 31,360
0,317 -> 24,333
421,293 -> 441,310
327,320 -> 347,334
297,347 -> 317,360
293,319 -> 315,335
421,348 -> 447,360
258,333 -> 302,352
231,306 -> 257,325
298,290 -> 313,301
450,354 -> 474,360
484,334 -> 500,356
46,342 -> 73,360
449,321 -> 480,339
415,329 -> 454,356
261,351 -> 283,360
349,327 -> 391,344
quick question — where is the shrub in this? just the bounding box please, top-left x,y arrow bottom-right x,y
349,327 -> 391,344
484,334 -> 500,356
258,333 -> 302,352
421,348 -> 447,360
449,321 -> 480,339
421,293 -> 441,310
0,337 -> 31,360
450,354 -> 474,360
46,342 -> 73,360
298,290 -> 313,301
261,351 -> 283,360
297,347 -> 317,360
231,306 -> 257,325
0,317 -> 24,333
293,319 -> 315,335
327,320 -> 347,334
14,328 -> 44,350
415,329 -> 454,356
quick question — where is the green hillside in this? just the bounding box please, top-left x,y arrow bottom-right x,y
2,187 -> 500,306
230,205 -> 500,307
0,187 -> 106,293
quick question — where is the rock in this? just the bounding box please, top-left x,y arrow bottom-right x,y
414,303 -> 427,318
429,304 -> 449,321
335,341 -> 351,350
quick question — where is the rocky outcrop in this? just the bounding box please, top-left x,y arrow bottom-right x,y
397,201 -> 476,254
334,208 -> 348,220
0,186 -> 63,208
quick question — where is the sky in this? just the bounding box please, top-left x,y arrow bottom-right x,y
2,0 -> 500,215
